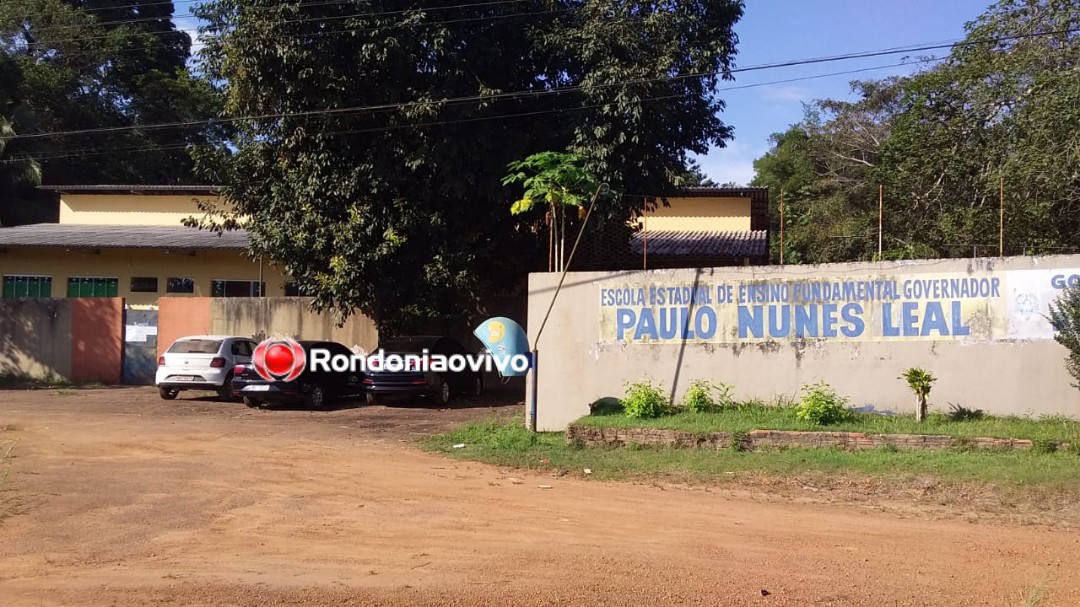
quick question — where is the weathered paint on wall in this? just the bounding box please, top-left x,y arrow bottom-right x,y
636,197 -> 751,232
157,297 -> 212,359
527,256 -> 1080,431
0,298 -> 121,382
0,299 -> 72,379
59,193 -> 227,226
0,247 -> 291,306
209,298 -> 379,352
70,298 -> 123,384
155,297 -> 379,356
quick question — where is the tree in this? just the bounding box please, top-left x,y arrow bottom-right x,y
675,159 -> 719,188
192,0 -> 745,331
900,367 -> 936,422
1048,284 -> 1080,390
0,0 -> 226,185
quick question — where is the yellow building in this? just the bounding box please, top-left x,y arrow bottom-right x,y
0,185 -> 294,306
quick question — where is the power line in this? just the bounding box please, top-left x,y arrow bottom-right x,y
2,57 -> 945,164
30,0 -> 536,35
15,27 -> 1070,142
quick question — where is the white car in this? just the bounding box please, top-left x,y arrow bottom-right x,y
156,335 -> 257,401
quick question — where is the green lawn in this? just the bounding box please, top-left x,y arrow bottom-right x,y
422,420 -> 1080,488
575,403 -> 1080,442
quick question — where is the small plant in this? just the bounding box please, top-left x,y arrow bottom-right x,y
621,379 -> 672,420
794,381 -> 850,425
681,380 -> 734,413
1031,438 -> 1059,455
729,429 -> 750,452
947,402 -> 984,421
900,367 -> 936,422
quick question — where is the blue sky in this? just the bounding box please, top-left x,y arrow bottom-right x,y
175,0 -> 997,185
692,0 -> 997,185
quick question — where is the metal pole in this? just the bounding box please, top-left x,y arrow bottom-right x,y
878,185 -> 883,259
642,213 -> 648,270
779,189 -> 785,265
528,184 -> 608,432
999,176 -> 1004,257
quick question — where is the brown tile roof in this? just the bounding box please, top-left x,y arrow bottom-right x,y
630,230 -> 768,258
0,224 -> 248,250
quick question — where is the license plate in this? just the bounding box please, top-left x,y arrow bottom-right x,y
245,385 -> 271,392
174,376 -> 196,382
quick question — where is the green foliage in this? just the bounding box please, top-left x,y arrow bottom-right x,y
1048,283 -> 1080,390
1031,438 -> 1059,455
900,367 -> 936,400
681,379 -> 734,413
621,380 -> 672,420
947,403 -> 985,422
189,0 -> 744,331
0,0 -> 226,185
503,152 -> 600,216
794,381 -> 850,425
751,0 -> 1080,263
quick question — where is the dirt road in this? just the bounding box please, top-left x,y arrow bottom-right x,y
1,387 -> 1078,606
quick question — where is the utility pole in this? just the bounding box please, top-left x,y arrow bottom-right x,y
779,189 -> 785,265
878,185 -> 883,259
999,176 -> 1005,257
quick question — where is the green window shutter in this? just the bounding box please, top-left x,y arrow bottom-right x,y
105,278 -> 118,297
41,277 -> 52,298
67,278 -> 80,297
26,277 -> 40,298
3,277 -> 14,299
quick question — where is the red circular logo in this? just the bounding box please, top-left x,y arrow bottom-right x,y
252,338 -> 306,381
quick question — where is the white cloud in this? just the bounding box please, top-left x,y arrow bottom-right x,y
691,141 -> 765,187
760,84 -> 811,103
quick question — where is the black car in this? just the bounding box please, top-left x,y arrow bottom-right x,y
231,340 -> 365,409
363,335 -> 483,406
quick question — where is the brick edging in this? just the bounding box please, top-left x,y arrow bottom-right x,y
566,425 -> 1071,452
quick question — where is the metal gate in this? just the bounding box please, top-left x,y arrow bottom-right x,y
123,306 -> 159,385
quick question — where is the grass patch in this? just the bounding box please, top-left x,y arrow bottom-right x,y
423,420 -> 1080,488
576,404 -> 1080,443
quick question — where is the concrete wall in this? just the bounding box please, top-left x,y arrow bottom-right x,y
157,297 -> 378,357
0,247 -> 292,306
59,193 -> 225,226
0,298 -> 122,383
526,255 -> 1080,431
637,196 -> 752,232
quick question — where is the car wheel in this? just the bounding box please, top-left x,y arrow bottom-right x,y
439,380 -> 451,406
243,396 -> 262,408
216,372 -> 236,402
473,375 -> 483,397
159,387 -> 179,400
365,392 -> 379,405
306,384 -> 330,410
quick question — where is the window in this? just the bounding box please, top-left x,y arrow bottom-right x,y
167,339 -> 223,354
67,277 -> 118,297
211,280 -> 265,297
130,277 -> 159,293
3,275 -> 53,298
166,277 -> 195,294
284,281 -> 301,296
230,340 -> 254,357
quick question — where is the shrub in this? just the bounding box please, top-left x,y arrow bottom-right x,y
681,380 -> 734,413
947,403 -> 984,421
621,379 -> 672,419
1048,282 -> 1080,390
1031,438 -> 1059,455
794,381 -> 850,425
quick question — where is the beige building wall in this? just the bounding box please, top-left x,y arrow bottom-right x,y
59,194 -> 230,226
636,196 -> 752,232
0,247 -> 291,306
526,255 -> 1080,431
210,298 -> 379,353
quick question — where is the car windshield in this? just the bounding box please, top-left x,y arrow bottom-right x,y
379,337 -> 437,353
167,339 -> 222,354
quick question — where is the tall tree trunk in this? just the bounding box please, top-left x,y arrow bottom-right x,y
916,395 -> 927,422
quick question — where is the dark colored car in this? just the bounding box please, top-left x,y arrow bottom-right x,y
363,335 -> 483,406
231,340 -> 365,409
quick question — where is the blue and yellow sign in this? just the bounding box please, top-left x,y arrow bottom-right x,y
599,269 -> 1080,344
